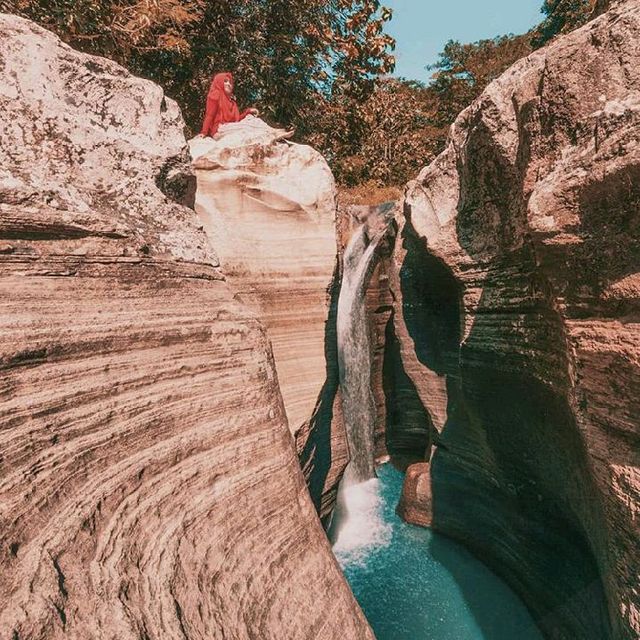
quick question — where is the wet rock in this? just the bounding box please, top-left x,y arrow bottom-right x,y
396,462 -> 433,528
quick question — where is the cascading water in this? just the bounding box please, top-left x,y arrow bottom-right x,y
336,224 -> 384,484
332,215 -> 393,560
331,210 -> 543,640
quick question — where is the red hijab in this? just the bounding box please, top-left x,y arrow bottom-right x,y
201,72 -> 251,136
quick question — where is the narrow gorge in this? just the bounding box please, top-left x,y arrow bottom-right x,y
336,209 -> 394,484
1,1 -> 638,639
333,2 -> 640,638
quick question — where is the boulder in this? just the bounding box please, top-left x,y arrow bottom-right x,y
396,462 -> 433,528
189,121 -> 337,435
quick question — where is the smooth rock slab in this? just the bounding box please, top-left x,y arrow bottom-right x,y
190,122 -> 337,435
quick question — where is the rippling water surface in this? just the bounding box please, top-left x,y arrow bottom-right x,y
333,464 -> 543,640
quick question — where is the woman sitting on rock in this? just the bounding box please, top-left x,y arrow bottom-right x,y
200,72 -> 259,137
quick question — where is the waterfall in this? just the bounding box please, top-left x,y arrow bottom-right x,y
336,224 -> 385,484
331,206 -> 394,556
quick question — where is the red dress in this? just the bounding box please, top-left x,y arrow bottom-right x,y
200,72 -> 252,137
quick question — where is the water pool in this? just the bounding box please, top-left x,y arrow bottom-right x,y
332,464 -> 543,640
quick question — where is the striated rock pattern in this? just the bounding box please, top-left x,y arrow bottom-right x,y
0,15 -> 373,639
189,125 -> 337,435
393,3 -> 640,639
189,123 -> 350,525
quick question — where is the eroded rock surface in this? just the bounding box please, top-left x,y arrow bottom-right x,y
396,462 -> 433,528
189,121 -> 349,524
393,3 -> 640,638
190,124 -> 337,435
0,15 -> 373,639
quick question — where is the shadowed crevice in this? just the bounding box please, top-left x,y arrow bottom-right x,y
399,220 -> 462,376
382,312 -> 432,469
297,260 -> 343,528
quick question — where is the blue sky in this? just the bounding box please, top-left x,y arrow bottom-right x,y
383,0 -> 544,83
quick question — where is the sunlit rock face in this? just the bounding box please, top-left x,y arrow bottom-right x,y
393,3 -> 640,639
189,121 -> 350,524
0,15 -> 373,640
190,123 -> 336,434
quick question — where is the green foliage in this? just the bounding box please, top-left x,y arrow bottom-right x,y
429,35 -> 532,123
307,78 -> 442,186
328,0 -> 596,187
5,0 -> 602,189
8,0 -> 395,134
319,32 -> 532,187
532,0 -> 596,46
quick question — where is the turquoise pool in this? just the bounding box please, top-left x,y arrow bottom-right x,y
332,464 -> 542,640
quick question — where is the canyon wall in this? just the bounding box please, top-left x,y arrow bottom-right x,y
392,2 -> 639,638
0,15 -> 373,639
190,119 -> 349,525
189,126 -> 336,437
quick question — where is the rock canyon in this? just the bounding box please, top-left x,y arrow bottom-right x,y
388,2 -> 640,638
1,2 -> 639,639
0,15 -> 371,640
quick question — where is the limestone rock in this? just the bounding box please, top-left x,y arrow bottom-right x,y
189,121 -> 336,434
396,462 -> 433,528
394,3 -> 640,639
0,14 -> 373,640
189,120 -> 349,524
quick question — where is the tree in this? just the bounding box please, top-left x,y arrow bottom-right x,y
9,0 -> 395,134
532,0 -> 597,47
305,28 -> 535,187
429,34 -> 532,125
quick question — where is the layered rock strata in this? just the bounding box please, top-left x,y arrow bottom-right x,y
189,126 -> 337,436
189,126 -> 348,523
392,3 -> 640,639
0,15 -> 373,639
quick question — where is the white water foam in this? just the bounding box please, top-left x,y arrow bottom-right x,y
332,478 -> 393,567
